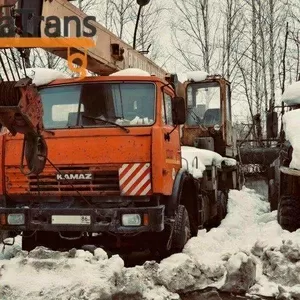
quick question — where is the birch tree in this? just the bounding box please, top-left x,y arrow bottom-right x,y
221,0 -> 243,80
171,0 -> 219,73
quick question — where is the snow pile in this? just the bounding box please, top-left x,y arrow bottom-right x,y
20,68 -> 70,86
282,81 -> 300,105
181,146 -> 206,178
118,261 -> 179,299
182,188 -> 270,291
249,230 -> 300,297
3,188 -> 300,298
221,252 -> 256,294
110,68 -> 151,77
186,70 -> 208,82
0,247 -> 124,300
157,253 -> 202,292
222,157 -> 237,166
0,246 -> 178,300
283,109 -> 300,169
0,236 -> 22,260
181,146 -> 237,178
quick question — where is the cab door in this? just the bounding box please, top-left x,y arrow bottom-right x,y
161,89 -> 181,193
225,83 -> 236,157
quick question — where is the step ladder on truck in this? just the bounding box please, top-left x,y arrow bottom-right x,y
0,0 -> 242,254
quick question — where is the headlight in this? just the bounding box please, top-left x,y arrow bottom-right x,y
7,213 -> 25,225
122,214 -> 141,226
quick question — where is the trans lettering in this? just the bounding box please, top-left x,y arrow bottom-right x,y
0,8 -> 97,38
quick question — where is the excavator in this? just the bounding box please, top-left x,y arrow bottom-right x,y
0,0 -> 241,254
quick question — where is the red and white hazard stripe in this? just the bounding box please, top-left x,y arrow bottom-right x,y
119,163 -> 152,196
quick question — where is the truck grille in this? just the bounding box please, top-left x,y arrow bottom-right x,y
28,166 -> 120,195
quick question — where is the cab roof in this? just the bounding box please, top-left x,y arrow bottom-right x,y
44,75 -> 167,87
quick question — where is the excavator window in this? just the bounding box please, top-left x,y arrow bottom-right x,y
39,82 -> 156,129
186,82 -> 221,127
162,92 -> 173,125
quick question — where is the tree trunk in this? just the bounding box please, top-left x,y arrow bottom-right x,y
269,0 -> 275,109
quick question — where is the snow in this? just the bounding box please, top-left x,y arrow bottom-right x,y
282,81 -> 300,105
177,73 -> 187,82
226,252 -> 249,274
181,146 -> 237,178
3,187 -> 300,298
283,109 -> 300,169
92,115 -> 154,126
109,68 -> 151,77
223,157 -> 237,166
20,68 -> 70,86
157,253 -> 202,292
128,116 -> 154,125
186,70 -> 208,82
181,146 -> 206,178
0,126 -> 9,136
116,116 -> 154,125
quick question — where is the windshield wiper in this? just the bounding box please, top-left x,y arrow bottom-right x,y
82,115 -> 130,133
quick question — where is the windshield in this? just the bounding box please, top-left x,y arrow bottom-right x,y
39,83 -> 155,129
186,82 -> 221,126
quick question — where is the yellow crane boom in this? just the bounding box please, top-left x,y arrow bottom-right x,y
41,0 -> 167,77
0,0 -> 167,78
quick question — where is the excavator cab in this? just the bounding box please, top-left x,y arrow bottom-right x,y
181,75 -> 237,158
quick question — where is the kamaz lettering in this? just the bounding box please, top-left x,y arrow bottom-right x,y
56,173 -> 93,181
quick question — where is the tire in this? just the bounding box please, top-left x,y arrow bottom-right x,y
171,205 -> 191,251
22,231 -> 59,252
22,231 -> 37,252
278,195 -> 300,232
0,231 -> 9,243
211,191 -> 227,227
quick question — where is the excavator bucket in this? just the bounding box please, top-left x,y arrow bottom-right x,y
237,139 -> 282,196
0,78 -> 46,175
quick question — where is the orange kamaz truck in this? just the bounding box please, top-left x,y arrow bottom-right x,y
0,0 -> 242,254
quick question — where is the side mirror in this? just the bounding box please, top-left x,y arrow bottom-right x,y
172,96 -> 186,125
266,111 -> 278,138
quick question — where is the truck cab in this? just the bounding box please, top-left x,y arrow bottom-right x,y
0,73 -> 190,253
181,75 -> 237,158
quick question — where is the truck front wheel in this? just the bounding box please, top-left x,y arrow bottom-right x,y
22,231 -> 37,252
172,205 -> 191,251
278,195 -> 300,232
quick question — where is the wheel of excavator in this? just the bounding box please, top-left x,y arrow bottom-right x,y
278,195 -> 300,232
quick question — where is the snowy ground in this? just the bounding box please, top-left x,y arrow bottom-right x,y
1,187 -> 300,299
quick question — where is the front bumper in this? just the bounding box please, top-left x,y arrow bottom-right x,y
0,205 -> 165,234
